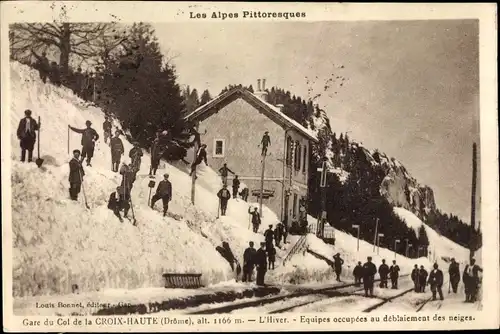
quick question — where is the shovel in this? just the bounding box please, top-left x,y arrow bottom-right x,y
35,116 -> 44,168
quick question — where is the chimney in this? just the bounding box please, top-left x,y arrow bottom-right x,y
276,104 -> 285,112
254,78 -> 269,102
262,78 -> 266,91
257,79 -> 261,91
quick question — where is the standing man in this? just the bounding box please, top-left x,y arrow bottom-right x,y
232,175 -> 240,199
264,225 -> 275,251
150,132 -> 164,177
463,258 -> 482,303
378,259 -> 389,288
448,258 -> 461,294
248,207 -> 261,233
150,173 -> 172,217
255,242 -> 268,286
129,142 -> 143,172
189,144 -> 208,177
427,263 -> 444,301
333,253 -> 344,282
274,221 -> 284,248
110,130 -> 124,172
419,265 -> 429,293
68,149 -> 84,201
218,163 -> 235,186
240,187 -> 249,202
267,246 -> 276,270
69,120 -> 99,166
353,261 -> 363,287
411,264 -> 420,292
362,256 -> 377,297
102,116 -> 112,144
390,260 -> 401,289
31,50 -> 49,83
17,109 -> 39,163
260,131 -> 271,156
217,184 -> 231,216
242,241 -> 257,283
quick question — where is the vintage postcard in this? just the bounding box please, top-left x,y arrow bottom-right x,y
1,1 -> 498,332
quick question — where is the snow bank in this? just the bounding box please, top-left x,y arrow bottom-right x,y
394,207 -> 471,266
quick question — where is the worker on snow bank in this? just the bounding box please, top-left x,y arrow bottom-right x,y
333,253 -> 344,282
129,142 -> 143,172
108,186 -> 124,222
189,144 -> 208,177
69,120 -> 99,167
17,109 -> 39,163
150,173 -> 172,217
217,184 -> 231,216
248,207 -> 261,233
242,241 -> 257,283
255,242 -> 268,286
110,130 -> 124,172
68,149 -> 85,201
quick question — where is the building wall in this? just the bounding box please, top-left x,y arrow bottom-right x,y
191,96 -> 312,225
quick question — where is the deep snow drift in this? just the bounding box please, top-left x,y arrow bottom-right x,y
9,62 -> 469,302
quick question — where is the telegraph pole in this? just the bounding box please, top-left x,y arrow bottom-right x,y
259,151 -> 266,217
190,123 -> 199,205
469,142 -> 477,262
317,157 -> 328,238
373,218 -> 379,252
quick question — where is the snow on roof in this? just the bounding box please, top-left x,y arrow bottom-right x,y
184,87 -> 318,142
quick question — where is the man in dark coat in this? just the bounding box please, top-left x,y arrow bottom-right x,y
264,225 -> 275,251
108,186 -> 124,222
427,263 -> 444,301
189,144 -> 208,176
103,117 -> 112,144
267,246 -> 276,270
353,261 -> 363,287
120,162 -> 137,197
150,173 -> 172,217
217,185 -> 231,216
248,207 -> 261,233
463,258 -> 482,302
419,265 -> 429,293
218,163 -> 235,186
17,109 -> 39,163
69,120 -> 99,166
255,242 -> 268,286
49,61 -> 61,86
275,222 -> 284,248
31,50 -> 49,83
149,132 -> 164,176
240,187 -> 249,202
232,175 -> 240,199
448,258 -> 461,294
129,142 -> 143,172
110,130 -> 124,172
362,256 -> 377,297
68,149 -> 84,201
390,260 -> 401,289
333,253 -> 344,282
242,241 -> 257,282
260,131 -> 271,156
411,264 -> 420,292
378,259 -> 390,288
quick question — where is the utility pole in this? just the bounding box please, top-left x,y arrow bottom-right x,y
469,142 -> 477,262
394,239 -> 400,260
317,157 -> 328,238
377,233 -> 384,255
352,224 -> 360,252
373,218 -> 379,252
259,148 -> 267,218
405,239 -> 409,257
190,123 -> 199,205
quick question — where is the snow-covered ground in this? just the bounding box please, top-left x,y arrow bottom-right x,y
8,62 -> 478,315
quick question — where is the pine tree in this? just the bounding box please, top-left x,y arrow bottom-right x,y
200,89 -> 212,105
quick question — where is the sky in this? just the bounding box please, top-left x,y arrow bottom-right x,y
151,20 -> 480,222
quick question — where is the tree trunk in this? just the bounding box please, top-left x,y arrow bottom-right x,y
469,142 -> 477,262
59,23 -> 71,74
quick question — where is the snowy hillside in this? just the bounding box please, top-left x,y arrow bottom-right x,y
394,207 -> 471,265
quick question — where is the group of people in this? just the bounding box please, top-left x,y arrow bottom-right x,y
351,257 -> 401,297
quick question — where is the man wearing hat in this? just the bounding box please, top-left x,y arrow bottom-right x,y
255,242 -> 268,286
362,256 -> 377,297
129,142 -> 143,172
448,258 -> 460,294
102,116 -> 112,144
427,263 -> 444,301
68,149 -> 84,201
69,120 -> 99,166
217,184 -> 231,216
260,131 -> 271,156
31,50 -> 49,83
17,109 -> 39,163
189,144 -> 208,177
264,224 -> 275,251
248,207 -> 261,233
333,253 -> 345,282
151,173 -> 173,217
108,185 -> 124,222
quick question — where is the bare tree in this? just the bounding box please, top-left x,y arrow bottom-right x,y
9,22 -> 127,73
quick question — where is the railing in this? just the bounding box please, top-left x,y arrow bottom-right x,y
282,235 -> 308,266
308,223 -> 335,239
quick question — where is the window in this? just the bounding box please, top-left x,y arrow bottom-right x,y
302,144 -> 307,173
292,193 -> 298,218
294,141 -> 300,171
286,136 -> 292,165
213,139 -> 225,157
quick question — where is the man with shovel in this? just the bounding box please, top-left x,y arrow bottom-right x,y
150,173 -> 172,217
17,109 -> 39,163
69,120 -> 99,166
68,149 -> 85,201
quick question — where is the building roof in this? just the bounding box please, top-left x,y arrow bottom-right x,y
183,87 -> 318,142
